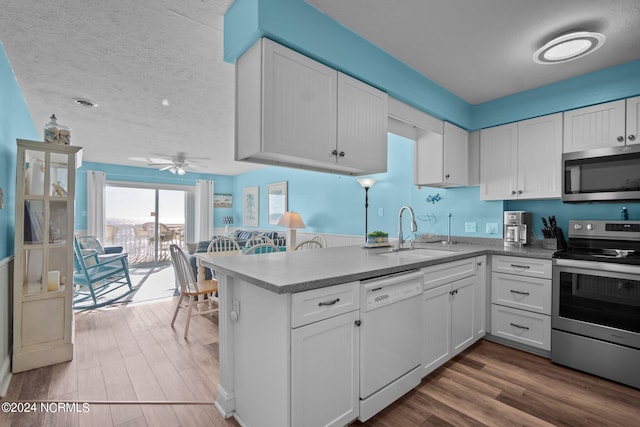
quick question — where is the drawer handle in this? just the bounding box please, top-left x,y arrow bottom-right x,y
318,298 -> 340,307
510,264 -> 531,269
510,290 -> 530,296
510,322 -> 530,330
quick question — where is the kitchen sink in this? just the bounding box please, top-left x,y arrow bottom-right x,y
378,248 -> 456,260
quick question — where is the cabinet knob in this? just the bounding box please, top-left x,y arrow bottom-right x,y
617,136 -> 625,142
445,174 -> 450,179
331,149 -> 338,156
518,190 -> 523,194
338,151 -> 345,157
511,190 -> 517,195
629,135 -> 637,141
354,320 -> 361,327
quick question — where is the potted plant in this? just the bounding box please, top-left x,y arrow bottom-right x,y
367,230 -> 389,244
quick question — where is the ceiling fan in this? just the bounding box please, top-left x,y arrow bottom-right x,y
129,153 -> 206,175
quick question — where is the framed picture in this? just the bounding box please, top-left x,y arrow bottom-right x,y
267,181 -> 288,225
214,193 -> 232,208
243,186 -> 259,227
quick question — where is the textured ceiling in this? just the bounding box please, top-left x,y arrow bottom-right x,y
1,1 -> 640,176
0,0 -> 259,175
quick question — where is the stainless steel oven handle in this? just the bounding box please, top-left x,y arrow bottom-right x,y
553,258 -> 640,275
510,323 -> 530,330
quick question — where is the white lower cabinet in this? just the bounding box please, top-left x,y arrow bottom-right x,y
291,281 -> 360,427
291,310 -> 360,427
490,255 -> 552,351
421,256 -> 486,377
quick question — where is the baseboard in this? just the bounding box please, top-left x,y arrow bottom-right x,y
483,334 -> 551,358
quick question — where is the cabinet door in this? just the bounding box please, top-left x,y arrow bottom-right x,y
517,113 -> 562,199
474,256 -> 487,339
563,100 -> 626,152
291,310 -> 359,427
626,96 -> 640,146
422,284 -> 451,377
414,128 -> 444,186
262,39 -> 338,164
451,276 -> 475,357
443,122 -> 469,186
480,123 -> 518,200
337,73 -> 388,173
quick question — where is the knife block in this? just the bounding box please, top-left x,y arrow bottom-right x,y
542,227 -> 567,251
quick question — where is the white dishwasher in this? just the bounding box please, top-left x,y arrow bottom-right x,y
359,269 -> 424,422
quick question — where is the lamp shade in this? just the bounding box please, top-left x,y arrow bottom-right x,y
277,212 -> 306,229
357,177 -> 376,189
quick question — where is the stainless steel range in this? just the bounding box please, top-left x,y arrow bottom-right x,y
552,220 -> 640,389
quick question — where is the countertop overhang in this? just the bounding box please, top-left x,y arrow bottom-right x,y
200,242 -> 555,294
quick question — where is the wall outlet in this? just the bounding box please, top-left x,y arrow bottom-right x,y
486,222 -> 499,234
465,222 -> 476,232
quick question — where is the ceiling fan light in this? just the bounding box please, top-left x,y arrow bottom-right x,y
177,167 -> 186,175
533,31 -> 605,64
169,166 -> 177,174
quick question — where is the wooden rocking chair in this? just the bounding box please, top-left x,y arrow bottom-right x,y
73,236 -> 134,309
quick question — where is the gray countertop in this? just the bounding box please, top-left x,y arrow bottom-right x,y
200,240 -> 556,294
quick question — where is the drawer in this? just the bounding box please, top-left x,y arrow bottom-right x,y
491,304 -> 550,351
422,258 -> 476,291
291,281 -> 359,328
491,273 -> 551,315
491,255 -> 551,279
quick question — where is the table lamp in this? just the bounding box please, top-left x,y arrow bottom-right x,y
277,212 -> 305,249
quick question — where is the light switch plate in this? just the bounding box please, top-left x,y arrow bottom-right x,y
486,223 -> 499,234
378,208 -> 384,216
465,222 -> 476,232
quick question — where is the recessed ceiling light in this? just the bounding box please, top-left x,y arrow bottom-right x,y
533,31 -> 605,64
73,98 -> 98,108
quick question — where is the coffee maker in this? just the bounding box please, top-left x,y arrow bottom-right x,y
503,211 -> 531,247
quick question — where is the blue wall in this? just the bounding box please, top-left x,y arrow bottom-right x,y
0,42 -> 39,260
223,0 -> 640,241
75,162 -> 234,231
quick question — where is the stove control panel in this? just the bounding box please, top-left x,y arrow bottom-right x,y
569,220 -> 640,240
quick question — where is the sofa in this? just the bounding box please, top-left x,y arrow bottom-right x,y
187,230 -> 286,280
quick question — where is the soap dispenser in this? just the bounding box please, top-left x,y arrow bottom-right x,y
621,206 -> 629,221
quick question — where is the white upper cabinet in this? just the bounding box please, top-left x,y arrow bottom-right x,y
337,73 -> 388,173
480,113 -> 562,200
414,122 -> 469,188
236,38 -> 388,175
563,97 -> 640,152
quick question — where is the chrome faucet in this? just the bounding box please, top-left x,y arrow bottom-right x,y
397,205 -> 418,250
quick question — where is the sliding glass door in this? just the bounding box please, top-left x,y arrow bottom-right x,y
105,183 -> 189,265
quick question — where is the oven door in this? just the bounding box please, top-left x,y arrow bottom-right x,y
552,259 -> 640,349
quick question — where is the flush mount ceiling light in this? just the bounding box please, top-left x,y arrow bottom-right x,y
73,98 -> 98,108
533,31 -> 605,64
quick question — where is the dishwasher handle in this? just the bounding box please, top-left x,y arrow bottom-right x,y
361,270 -> 423,291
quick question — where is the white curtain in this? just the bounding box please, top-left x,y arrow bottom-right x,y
86,170 -> 106,240
194,180 -> 214,242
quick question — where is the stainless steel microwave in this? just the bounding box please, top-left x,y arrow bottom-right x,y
562,144 -> 640,202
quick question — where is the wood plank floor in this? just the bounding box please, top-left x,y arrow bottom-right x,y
2,296 -> 639,426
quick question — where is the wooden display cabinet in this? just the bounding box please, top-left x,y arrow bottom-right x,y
12,139 -> 82,372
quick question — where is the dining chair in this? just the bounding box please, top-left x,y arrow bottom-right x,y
294,240 -> 323,251
244,243 -> 281,255
207,236 -> 242,256
244,234 -> 275,249
169,244 -> 218,339
310,235 -> 327,248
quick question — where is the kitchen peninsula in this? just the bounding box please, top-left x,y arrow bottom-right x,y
202,242 -> 554,427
